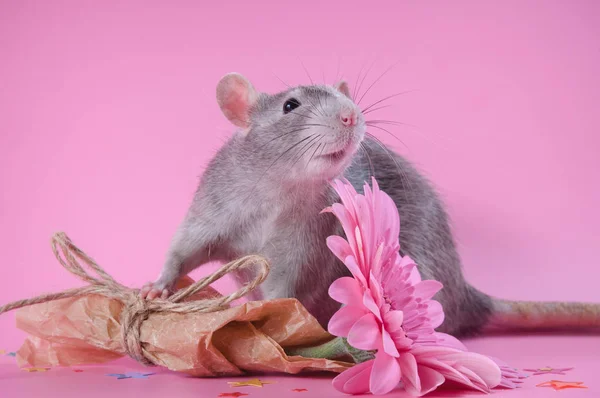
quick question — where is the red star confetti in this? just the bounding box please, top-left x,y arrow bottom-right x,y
536,380 -> 588,391
292,388 -> 308,392
73,369 -> 84,373
218,393 -> 248,397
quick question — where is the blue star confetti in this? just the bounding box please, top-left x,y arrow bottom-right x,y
106,372 -> 155,380
6,352 -> 16,357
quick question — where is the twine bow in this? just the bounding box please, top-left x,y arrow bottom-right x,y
0,232 -> 271,366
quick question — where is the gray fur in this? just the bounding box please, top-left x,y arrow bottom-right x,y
145,79 -> 597,336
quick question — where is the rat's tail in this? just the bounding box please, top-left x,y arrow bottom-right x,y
483,296 -> 600,332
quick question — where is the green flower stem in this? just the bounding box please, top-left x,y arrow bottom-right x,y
286,337 -> 375,363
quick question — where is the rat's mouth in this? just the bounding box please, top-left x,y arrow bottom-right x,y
322,148 -> 348,162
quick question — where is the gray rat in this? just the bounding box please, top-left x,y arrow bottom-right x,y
141,73 -> 600,336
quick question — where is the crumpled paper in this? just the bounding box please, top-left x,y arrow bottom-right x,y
14,276 -> 352,376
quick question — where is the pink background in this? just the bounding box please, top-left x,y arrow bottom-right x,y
1,1 -> 600,397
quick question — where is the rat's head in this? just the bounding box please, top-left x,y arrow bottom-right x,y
216,73 -> 366,182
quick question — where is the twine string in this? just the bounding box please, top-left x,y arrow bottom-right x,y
0,232 -> 271,366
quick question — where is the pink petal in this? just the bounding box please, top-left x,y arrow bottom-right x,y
487,356 -> 527,389
455,364 -> 490,392
398,352 -> 421,394
334,178 -> 359,211
409,365 -> 445,396
363,290 -> 382,321
390,333 -> 414,350
369,272 -> 384,307
332,359 -> 374,394
348,313 -> 382,351
413,280 -> 443,300
416,357 -> 476,390
411,345 -> 466,358
383,310 -> 404,333
355,196 -> 374,267
328,305 -> 367,337
402,256 -> 422,284
382,328 -> 400,357
432,332 -> 468,351
326,235 -> 353,264
370,352 -> 401,395
329,203 -> 359,253
437,351 -> 501,388
426,300 -> 445,329
397,259 -> 417,281
328,277 -> 363,306
345,255 -> 368,286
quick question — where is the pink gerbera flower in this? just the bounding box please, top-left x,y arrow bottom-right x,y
323,178 -> 522,396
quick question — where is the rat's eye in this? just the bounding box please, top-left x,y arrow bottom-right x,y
283,98 -> 301,114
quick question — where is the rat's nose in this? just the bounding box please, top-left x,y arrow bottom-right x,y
340,108 -> 358,127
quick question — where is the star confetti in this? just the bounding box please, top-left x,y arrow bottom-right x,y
227,378 -> 275,388
292,388 -> 308,392
106,372 -> 155,380
22,367 -> 50,372
524,366 -> 574,375
536,380 -> 588,391
6,352 -> 16,357
0,350 -> 4,355
218,393 -> 249,397
73,369 -> 84,373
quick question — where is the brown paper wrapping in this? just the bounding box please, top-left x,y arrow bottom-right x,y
14,277 -> 352,376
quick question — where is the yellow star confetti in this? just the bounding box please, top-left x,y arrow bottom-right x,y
227,378 -> 276,388
22,367 -> 50,373
0,350 -> 5,355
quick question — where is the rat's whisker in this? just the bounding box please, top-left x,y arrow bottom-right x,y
366,132 -> 414,193
249,134 -> 317,198
362,104 -> 392,115
262,109 -> 313,119
272,71 -> 291,89
297,123 -> 330,128
360,142 -> 375,178
318,142 -> 326,157
367,119 -> 441,148
289,134 -> 323,169
265,126 -> 312,145
355,60 -> 376,104
334,55 -> 342,83
315,90 -> 327,117
357,61 -> 401,106
299,58 -> 314,85
352,63 -> 365,101
361,90 -> 418,113
306,142 -> 323,171
366,119 -> 419,128
302,89 -> 325,118
366,123 -> 409,150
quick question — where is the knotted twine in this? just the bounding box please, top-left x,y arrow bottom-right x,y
0,232 -> 271,366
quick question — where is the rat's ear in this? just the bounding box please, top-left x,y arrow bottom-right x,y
334,81 -> 352,99
216,73 -> 258,128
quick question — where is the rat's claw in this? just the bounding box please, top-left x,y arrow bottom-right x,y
140,282 -> 171,300
139,282 -> 153,299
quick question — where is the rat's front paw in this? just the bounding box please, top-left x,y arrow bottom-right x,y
140,281 -> 171,300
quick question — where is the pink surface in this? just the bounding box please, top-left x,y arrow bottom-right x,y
1,1 -> 599,397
